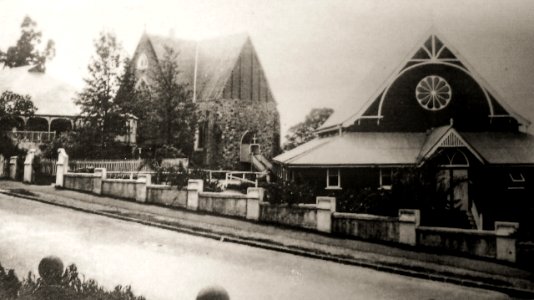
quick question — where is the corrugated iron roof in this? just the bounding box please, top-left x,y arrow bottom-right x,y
462,132 -> 534,165
273,137 -> 334,163
146,33 -> 249,101
274,132 -> 427,166
0,65 -> 79,116
275,130 -> 534,166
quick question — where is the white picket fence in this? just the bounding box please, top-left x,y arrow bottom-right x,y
40,158 -> 58,176
69,159 -> 152,172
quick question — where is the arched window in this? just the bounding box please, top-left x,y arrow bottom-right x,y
137,53 -> 148,70
436,149 -> 469,167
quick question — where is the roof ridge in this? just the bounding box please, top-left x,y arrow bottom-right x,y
146,32 -> 248,44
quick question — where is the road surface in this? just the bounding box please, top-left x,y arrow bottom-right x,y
0,193 -> 508,300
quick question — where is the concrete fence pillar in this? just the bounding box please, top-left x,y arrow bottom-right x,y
23,149 -> 36,183
316,196 -> 336,233
495,221 -> 519,263
398,209 -> 420,246
246,187 -> 265,220
0,154 -> 5,178
135,174 -> 151,203
186,179 -> 204,211
55,149 -> 69,187
9,156 -> 18,180
92,168 -> 107,195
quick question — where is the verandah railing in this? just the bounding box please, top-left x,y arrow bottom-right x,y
6,131 -> 56,143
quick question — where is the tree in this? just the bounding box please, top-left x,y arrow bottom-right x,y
117,46 -> 196,157
283,107 -> 333,151
114,58 -> 152,146
0,91 -> 37,157
150,46 -> 196,155
0,16 -> 55,71
75,31 -> 125,155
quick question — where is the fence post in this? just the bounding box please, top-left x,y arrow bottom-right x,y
398,209 -> 420,246
135,174 -> 151,203
246,187 -> 265,220
55,149 -> 69,187
316,196 -> 336,233
495,221 -> 519,263
187,179 -> 204,210
93,168 -> 106,195
9,156 -> 18,180
0,154 -> 5,178
23,149 -> 36,183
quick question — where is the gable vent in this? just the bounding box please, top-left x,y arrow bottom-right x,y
439,132 -> 465,147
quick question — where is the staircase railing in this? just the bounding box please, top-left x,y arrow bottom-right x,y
470,199 -> 483,231
224,171 -> 260,188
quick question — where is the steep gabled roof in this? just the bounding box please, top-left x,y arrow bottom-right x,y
318,29 -> 530,133
0,65 -> 79,116
145,33 -> 249,100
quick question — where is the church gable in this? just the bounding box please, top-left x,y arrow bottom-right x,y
349,33 -> 524,133
130,34 -> 162,88
222,39 -> 274,102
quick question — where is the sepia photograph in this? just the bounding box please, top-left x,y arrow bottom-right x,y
0,0 -> 533,299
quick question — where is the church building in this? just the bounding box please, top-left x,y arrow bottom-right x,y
274,32 -> 534,229
129,32 -> 281,170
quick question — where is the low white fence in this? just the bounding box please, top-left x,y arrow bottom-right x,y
69,159 -> 152,172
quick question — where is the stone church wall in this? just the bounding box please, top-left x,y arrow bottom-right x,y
195,99 -> 280,169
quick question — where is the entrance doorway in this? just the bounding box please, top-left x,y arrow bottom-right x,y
436,149 -> 470,211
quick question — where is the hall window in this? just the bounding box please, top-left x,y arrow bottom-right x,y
508,172 -> 525,190
326,168 -> 341,189
380,168 -> 393,190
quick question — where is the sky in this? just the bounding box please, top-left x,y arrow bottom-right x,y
1,0 -> 534,138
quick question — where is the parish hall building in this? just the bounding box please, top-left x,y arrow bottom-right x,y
274,31 -> 534,229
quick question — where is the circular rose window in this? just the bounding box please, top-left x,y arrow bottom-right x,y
415,75 -> 452,111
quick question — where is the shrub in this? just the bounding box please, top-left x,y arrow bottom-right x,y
0,262 -> 145,300
261,180 -> 316,206
336,187 -> 398,216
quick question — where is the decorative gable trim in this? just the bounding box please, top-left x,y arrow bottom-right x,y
419,127 -> 485,166
439,131 -> 464,147
334,29 -> 530,131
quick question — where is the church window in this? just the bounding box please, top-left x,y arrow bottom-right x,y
195,122 -> 207,150
137,53 -> 148,70
416,75 -> 452,111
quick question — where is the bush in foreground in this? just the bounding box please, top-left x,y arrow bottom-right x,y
0,262 -> 145,300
